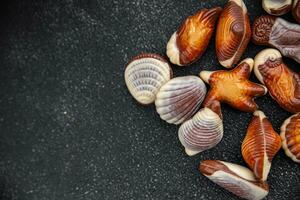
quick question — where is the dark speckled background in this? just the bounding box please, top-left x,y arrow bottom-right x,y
0,0 -> 299,199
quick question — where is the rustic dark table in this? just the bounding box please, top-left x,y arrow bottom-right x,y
0,0 -> 299,199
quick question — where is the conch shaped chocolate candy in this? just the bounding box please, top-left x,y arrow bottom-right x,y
262,0 -> 292,16
280,113 -> 300,163
199,160 -> 269,200
215,0 -> 251,68
241,111 -> 281,181
252,15 -> 300,63
155,76 -> 207,124
293,0 -> 300,23
166,7 -> 222,66
200,58 -> 267,113
254,48 -> 300,113
178,107 -> 223,156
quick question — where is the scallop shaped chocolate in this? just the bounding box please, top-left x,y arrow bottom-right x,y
262,0 -> 292,16
155,76 -> 206,124
293,0 -> 300,23
241,111 -> 281,181
166,7 -> 222,66
215,0 -> 251,68
280,113 -> 300,163
125,53 -> 172,105
252,15 -> 300,63
254,49 -> 300,113
178,107 -> 223,156
199,160 -> 269,200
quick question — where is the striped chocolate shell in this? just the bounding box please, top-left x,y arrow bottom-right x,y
155,76 -> 206,125
166,7 -> 222,66
262,0 -> 292,16
293,0 -> 300,23
199,160 -> 269,200
280,113 -> 300,163
215,0 -> 251,68
241,111 -> 281,181
254,49 -> 300,113
178,107 -> 223,156
125,53 -> 172,105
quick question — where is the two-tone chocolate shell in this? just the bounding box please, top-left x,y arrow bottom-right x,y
178,107 -> 223,156
215,0 -> 251,68
262,0 -> 292,16
241,111 -> 281,181
252,15 -> 300,63
125,53 -> 172,105
254,48 -> 300,113
166,7 -> 222,66
280,113 -> 300,163
293,0 -> 300,23
199,160 -> 269,200
155,76 -> 207,124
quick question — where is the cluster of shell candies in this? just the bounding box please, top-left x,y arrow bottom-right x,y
124,0 -> 300,199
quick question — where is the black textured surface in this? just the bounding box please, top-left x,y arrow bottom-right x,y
0,0 -> 299,199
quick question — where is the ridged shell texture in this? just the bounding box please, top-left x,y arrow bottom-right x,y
155,76 -> 206,124
125,54 -> 172,105
199,160 -> 269,200
216,0 -> 251,68
178,108 -> 223,156
241,111 -> 281,181
280,113 -> 300,163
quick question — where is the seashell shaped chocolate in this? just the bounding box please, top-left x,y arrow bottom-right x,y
293,0 -> 300,23
241,111 -> 281,181
199,160 -> 269,200
125,53 -> 172,105
215,0 -> 251,68
252,15 -> 300,63
200,58 -> 267,113
178,107 -> 223,156
254,49 -> 300,113
280,113 -> 300,163
262,0 -> 292,16
155,76 -> 206,125
166,7 -> 222,66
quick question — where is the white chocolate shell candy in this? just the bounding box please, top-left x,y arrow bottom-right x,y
262,0 -> 292,16
280,113 -> 300,163
241,111 -> 281,181
155,76 -> 207,125
125,53 -> 172,105
199,160 -> 269,200
178,108 -> 223,156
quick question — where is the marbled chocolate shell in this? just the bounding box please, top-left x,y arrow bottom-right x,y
199,160 -> 269,200
293,0 -> 300,23
241,111 -> 281,181
125,53 -> 172,105
178,107 -> 223,156
280,113 -> 300,163
155,76 -> 207,124
216,0 -> 251,68
252,15 -> 300,63
262,0 -> 292,16
254,48 -> 300,113
167,7 -> 222,66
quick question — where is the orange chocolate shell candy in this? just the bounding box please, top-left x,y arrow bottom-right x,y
254,48 -> 300,113
199,58 -> 267,114
280,113 -> 300,163
166,7 -> 222,66
215,0 -> 251,68
241,111 -> 281,181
